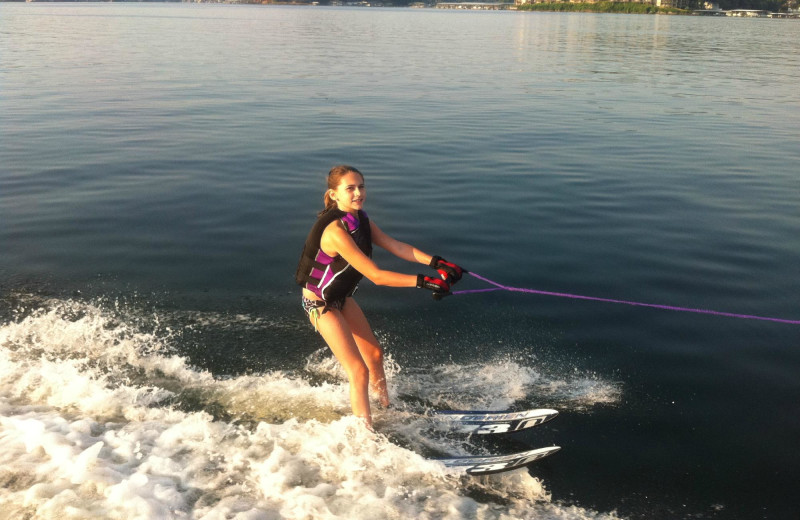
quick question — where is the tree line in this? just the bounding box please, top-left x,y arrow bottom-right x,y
516,0 -> 795,11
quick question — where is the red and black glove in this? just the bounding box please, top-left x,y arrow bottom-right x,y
417,274 -> 450,294
429,256 -> 465,285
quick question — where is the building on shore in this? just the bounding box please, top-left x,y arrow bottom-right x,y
517,0 -> 660,4
435,1 -> 514,8
655,0 -> 691,9
725,8 -> 767,15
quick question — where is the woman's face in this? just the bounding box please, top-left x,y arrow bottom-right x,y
330,171 -> 366,214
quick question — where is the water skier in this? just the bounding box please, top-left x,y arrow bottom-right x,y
296,165 -> 464,430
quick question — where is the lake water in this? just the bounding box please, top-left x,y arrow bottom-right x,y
2,3 -> 799,519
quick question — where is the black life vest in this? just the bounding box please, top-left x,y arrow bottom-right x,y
295,207 -> 372,302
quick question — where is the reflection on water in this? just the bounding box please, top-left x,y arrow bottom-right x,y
1,4 -> 799,519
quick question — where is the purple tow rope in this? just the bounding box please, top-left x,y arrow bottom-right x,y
448,272 -> 800,325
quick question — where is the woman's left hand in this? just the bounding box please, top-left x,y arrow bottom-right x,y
430,256 -> 465,285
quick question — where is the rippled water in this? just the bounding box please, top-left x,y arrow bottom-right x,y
2,4 -> 799,519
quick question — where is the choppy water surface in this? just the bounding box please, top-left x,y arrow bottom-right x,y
2,4 -> 799,519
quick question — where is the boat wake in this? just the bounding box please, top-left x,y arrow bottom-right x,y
0,295 -> 622,519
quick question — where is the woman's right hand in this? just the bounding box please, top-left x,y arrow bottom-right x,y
417,274 -> 450,294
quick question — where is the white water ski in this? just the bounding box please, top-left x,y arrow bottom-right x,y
432,408 -> 559,435
437,446 -> 561,475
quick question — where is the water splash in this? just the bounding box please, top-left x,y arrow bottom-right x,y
0,296 -> 621,520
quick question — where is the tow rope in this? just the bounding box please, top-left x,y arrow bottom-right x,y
436,272 -> 799,325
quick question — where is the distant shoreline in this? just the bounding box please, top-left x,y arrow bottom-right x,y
516,2 -> 687,14
8,0 -> 800,17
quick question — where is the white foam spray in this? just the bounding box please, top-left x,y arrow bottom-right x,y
0,297 -> 621,519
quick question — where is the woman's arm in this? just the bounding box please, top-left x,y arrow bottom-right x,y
322,221 -> 418,288
371,220 -> 465,284
370,221 -> 432,266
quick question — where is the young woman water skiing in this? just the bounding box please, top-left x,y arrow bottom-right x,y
296,165 -> 464,430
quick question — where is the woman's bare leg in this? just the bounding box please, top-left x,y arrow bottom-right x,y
312,308 -> 373,428
342,299 -> 390,408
